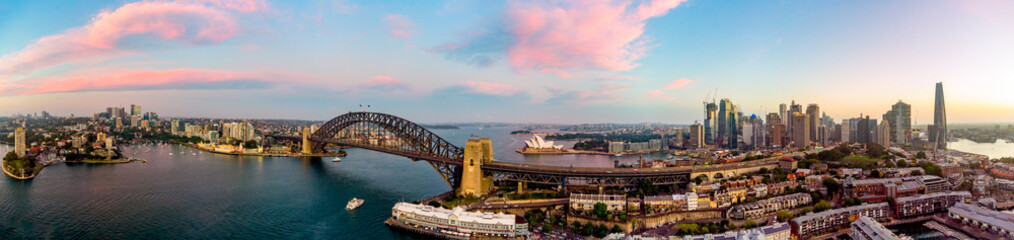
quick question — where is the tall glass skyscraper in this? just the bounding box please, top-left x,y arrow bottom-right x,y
930,82 -> 947,149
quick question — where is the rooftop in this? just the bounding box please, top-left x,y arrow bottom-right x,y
851,216 -> 901,240
949,202 -> 1014,232
792,202 -> 889,224
393,202 -> 523,225
895,191 -> 970,203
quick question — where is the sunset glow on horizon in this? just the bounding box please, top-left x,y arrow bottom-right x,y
2,0 -> 1013,123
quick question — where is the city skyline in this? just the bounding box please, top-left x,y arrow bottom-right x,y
2,0 -> 1014,124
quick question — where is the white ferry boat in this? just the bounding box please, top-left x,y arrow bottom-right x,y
332,157 -> 342,162
346,198 -> 364,210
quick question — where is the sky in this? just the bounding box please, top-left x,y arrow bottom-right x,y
1,0 -> 1013,124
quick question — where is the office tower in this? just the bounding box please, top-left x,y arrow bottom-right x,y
857,116 -> 869,143
779,104 -> 787,125
877,120 -> 891,147
705,103 -> 718,145
770,123 -> 785,147
841,119 -> 851,143
690,122 -> 704,148
130,104 -> 141,117
791,113 -> 810,148
806,104 -> 820,143
14,127 -> 26,157
882,101 -> 911,145
718,99 -> 731,145
929,82 -> 947,149
718,99 -> 739,149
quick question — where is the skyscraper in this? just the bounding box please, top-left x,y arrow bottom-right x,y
14,127 -> 26,157
929,82 -> 947,149
689,122 -> 704,148
718,98 -> 739,149
779,104 -> 787,125
790,113 -> 810,148
130,104 -> 141,117
705,103 -> 718,145
841,119 -> 851,143
806,104 -> 820,143
882,101 -> 911,145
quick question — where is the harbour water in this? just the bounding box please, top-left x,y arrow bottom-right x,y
0,127 -> 651,239
949,138 -> 1014,159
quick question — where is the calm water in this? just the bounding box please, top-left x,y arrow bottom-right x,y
0,127 -> 650,239
949,138 -> 1014,159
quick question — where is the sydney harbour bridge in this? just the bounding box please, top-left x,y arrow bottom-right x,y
268,112 -> 780,193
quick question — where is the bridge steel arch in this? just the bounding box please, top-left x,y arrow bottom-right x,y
310,112 -> 465,188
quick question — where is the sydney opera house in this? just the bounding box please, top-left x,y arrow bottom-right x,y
517,135 -> 567,154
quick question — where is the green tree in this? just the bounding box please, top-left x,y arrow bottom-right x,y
572,221 -> 582,230
776,210 -> 793,222
427,201 -> 441,208
870,169 -> 883,178
611,224 -> 623,233
595,223 -> 608,238
823,178 -> 841,197
897,159 -> 908,167
916,151 -> 927,159
866,143 -> 886,158
843,197 -> 863,207
243,140 -> 258,149
743,220 -> 758,228
593,202 -> 608,219
815,200 -> 832,212
582,223 -> 594,236
758,167 -> 769,174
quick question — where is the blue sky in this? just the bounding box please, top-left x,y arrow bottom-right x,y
1,0 -> 1012,124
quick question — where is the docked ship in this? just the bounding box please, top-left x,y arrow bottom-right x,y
346,198 -> 364,210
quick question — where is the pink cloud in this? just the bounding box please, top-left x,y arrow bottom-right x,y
646,89 -> 676,101
547,82 -> 630,104
0,0 -> 265,76
384,14 -> 415,39
505,0 -> 685,77
191,0 -> 269,13
460,80 -> 520,96
661,78 -> 692,89
0,68 -> 281,96
363,75 -> 409,90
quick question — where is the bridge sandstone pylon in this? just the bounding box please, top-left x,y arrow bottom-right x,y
458,138 -> 494,197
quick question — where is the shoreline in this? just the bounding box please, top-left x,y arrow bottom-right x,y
1,160 -> 39,180
178,142 -> 345,158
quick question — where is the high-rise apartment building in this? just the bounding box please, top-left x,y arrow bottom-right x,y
130,104 -> 141,117
689,123 -> 704,148
929,82 -> 947,149
877,120 -> 891,147
779,104 -> 787,125
841,119 -> 851,143
882,101 -> 911,145
806,104 -> 820,143
791,113 -> 810,148
14,127 -> 26,157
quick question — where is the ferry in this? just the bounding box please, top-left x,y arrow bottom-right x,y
613,154 -> 624,157
332,157 -> 342,162
347,198 -> 364,210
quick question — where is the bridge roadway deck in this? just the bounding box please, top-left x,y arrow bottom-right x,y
269,134 -> 790,177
